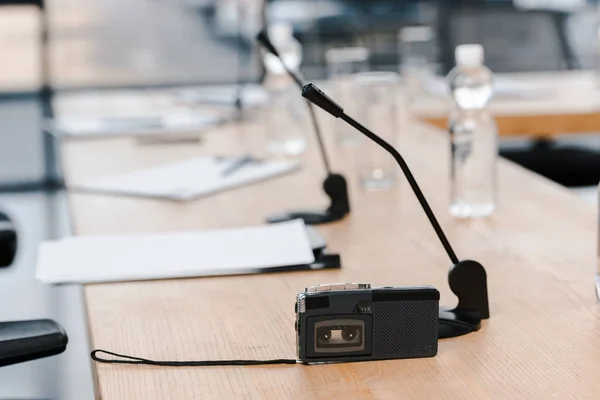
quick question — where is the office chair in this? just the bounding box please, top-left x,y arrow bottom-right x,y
0,319 -> 68,367
436,1 -> 575,74
270,0 -> 436,73
436,2 -> 600,187
0,211 -> 68,368
0,212 -> 16,267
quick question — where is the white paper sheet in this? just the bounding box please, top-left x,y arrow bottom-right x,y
36,220 -> 315,284
73,156 -> 301,201
175,84 -> 268,107
47,112 -> 224,139
49,90 -> 232,139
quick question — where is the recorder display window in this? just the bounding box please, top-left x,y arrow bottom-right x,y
314,319 -> 365,353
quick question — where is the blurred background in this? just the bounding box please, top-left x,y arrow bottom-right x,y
2,0 -> 600,188
1,0 -> 600,398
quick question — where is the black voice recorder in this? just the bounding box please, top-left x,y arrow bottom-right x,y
295,283 -> 439,364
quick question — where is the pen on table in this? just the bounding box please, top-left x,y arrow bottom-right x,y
220,154 -> 257,177
136,134 -> 202,146
102,116 -> 205,146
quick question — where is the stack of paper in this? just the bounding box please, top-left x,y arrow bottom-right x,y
48,112 -> 225,139
174,84 -> 268,107
36,220 -> 315,284
48,91 -> 231,139
73,156 -> 301,201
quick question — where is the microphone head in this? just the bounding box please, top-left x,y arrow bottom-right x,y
256,30 -> 280,58
302,84 -> 344,118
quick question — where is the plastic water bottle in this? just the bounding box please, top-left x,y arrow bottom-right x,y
261,22 -> 307,155
447,44 -> 497,218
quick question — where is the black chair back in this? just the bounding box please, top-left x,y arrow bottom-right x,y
0,212 -> 16,268
438,4 -> 572,73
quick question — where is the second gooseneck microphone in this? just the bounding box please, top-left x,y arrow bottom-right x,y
256,31 -> 350,225
302,83 -> 490,339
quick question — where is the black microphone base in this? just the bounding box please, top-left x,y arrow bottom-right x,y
266,173 -> 350,226
438,307 -> 482,339
439,259 -> 490,339
267,209 -> 347,225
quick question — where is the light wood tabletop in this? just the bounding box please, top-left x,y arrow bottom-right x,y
61,108 -> 599,399
413,70 -> 600,137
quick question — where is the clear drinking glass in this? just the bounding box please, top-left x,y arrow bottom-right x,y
325,47 -> 370,144
353,72 -> 401,190
398,25 -> 437,104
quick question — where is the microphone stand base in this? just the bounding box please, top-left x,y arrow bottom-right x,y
267,173 -> 351,226
439,259 -> 489,339
438,307 -> 482,339
266,210 -> 347,226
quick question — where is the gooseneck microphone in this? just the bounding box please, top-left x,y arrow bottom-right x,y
303,84 -> 456,263
302,83 -> 489,339
256,31 -> 350,225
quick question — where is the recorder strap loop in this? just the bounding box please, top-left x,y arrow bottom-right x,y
91,349 -> 299,367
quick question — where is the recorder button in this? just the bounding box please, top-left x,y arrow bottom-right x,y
306,283 -> 371,292
346,283 -> 371,290
295,321 -> 297,331
295,302 -> 298,313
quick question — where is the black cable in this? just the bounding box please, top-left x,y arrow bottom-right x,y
91,349 -> 298,367
340,113 -> 460,266
283,67 -> 333,175
256,31 -> 333,175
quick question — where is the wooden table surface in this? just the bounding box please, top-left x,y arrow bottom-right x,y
413,71 -> 600,137
61,108 -> 600,399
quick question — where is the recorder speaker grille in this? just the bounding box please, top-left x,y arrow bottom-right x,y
372,300 -> 438,358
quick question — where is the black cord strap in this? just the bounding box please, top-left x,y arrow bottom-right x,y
91,349 -> 298,367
